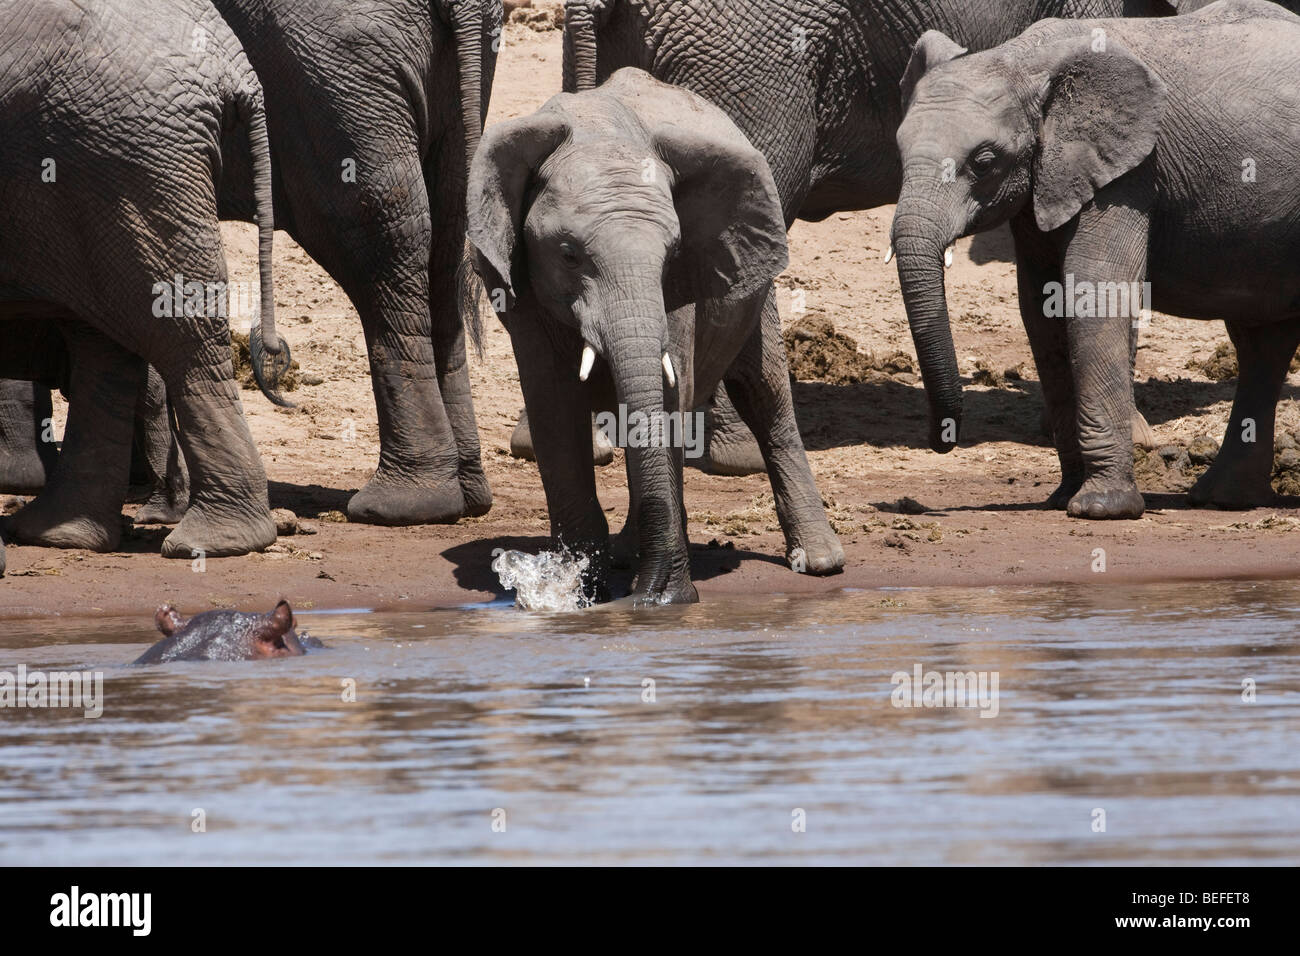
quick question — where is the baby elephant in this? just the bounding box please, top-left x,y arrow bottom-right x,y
468,68 -> 843,606
891,0 -> 1300,518
133,601 -> 317,664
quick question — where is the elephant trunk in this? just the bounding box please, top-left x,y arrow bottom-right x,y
591,291 -> 697,605
235,82 -> 293,408
563,1 -> 600,93
892,201 -> 962,452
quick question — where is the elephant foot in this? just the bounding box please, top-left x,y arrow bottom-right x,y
2,496 -> 121,552
592,421 -> 615,466
458,463 -> 493,518
704,410 -> 767,475
347,471 -> 465,525
1066,479 -> 1144,520
1188,458 -> 1274,510
787,525 -> 845,575
1046,470 -> 1085,510
160,503 -> 276,558
1132,410 -> 1157,451
630,575 -> 699,607
625,541 -> 699,605
511,410 -> 615,466
134,487 -> 188,526
508,414 -> 535,461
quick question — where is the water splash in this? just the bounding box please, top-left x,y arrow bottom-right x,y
491,547 -> 594,611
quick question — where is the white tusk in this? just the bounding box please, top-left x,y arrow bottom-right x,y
884,244 -> 894,264
944,246 -> 954,269
662,352 -> 676,388
579,343 -> 596,382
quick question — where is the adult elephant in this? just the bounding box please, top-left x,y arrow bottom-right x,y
891,0 -> 1300,517
548,0 -> 1178,476
1,0 -> 290,569
211,0 -> 502,525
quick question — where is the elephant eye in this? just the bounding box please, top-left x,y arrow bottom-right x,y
969,147 -> 998,175
558,241 -> 583,268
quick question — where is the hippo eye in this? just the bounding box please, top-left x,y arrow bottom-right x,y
969,146 -> 998,175
558,241 -> 582,268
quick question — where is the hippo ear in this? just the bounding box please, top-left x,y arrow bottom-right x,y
254,601 -> 294,650
155,605 -> 186,636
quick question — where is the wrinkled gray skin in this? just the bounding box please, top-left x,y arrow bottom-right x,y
537,0 -> 1179,485
468,69 -> 845,605
0,0 -> 502,534
1172,0 -> 1300,10
0,0 -> 288,571
892,0 -> 1300,517
0,330 -> 188,523
212,0 -> 502,526
130,367 -> 191,525
133,600 -> 319,664
0,380 -> 58,496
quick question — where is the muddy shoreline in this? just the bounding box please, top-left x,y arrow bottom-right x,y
5,476 -> 1299,619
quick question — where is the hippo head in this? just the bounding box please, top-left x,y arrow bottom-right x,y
135,600 -> 314,664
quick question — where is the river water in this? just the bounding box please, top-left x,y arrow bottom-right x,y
1,580 -> 1297,865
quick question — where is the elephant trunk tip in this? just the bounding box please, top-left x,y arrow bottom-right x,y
928,409 -> 961,454
249,325 -> 295,409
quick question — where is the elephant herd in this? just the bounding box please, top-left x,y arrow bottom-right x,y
2,0 -> 1298,605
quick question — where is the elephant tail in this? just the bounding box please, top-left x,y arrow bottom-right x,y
451,0 -> 493,357
234,80 -> 294,408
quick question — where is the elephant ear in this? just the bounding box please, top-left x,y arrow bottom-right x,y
1029,37 -> 1167,234
651,123 -> 789,311
466,110 -> 571,303
900,31 -> 968,113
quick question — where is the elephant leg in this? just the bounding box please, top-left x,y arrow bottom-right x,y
0,379 -> 58,494
1129,322 -> 1156,450
1189,319 -> 1300,509
324,143 -> 464,526
3,321 -> 140,551
720,289 -> 844,575
1033,261 -> 1156,451
1011,217 -> 1082,508
511,408 -> 615,466
507,316 -> 611,601
343,269 -> 468,526
431,245 -> 491,518
133,366 -> 189,525
703,383 -> 766,476
610,453 -> 639,569
147,329 -> 275,559
1058,200 -> 1149,520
